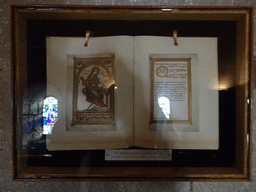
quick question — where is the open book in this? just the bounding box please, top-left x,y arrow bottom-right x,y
46,36 -> 219,150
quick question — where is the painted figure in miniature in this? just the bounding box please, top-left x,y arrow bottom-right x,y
80,66 -> 108,110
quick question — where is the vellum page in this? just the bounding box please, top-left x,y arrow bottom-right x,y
46,36 -> 134,150
134,36 -> 218,149
67,53 -> 116,130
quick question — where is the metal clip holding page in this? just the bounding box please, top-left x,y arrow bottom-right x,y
173,30 -> 178,46
84,31 -> 91,47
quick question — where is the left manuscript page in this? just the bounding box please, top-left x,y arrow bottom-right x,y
46,36 -> 134,150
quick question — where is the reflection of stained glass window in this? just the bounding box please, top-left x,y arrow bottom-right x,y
158,97 -> 170,119
43,97 -> 58,134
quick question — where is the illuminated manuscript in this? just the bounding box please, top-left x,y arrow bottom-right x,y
150,58 -> 192,124
72,56 -> 115,125
46,36 -> 218,150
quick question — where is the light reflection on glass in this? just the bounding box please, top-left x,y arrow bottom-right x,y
218,81 -> 229,90
158,97 -> 170,119
43,97 -> 58,135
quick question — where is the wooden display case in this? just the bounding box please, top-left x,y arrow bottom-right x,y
11,5 -> 254,181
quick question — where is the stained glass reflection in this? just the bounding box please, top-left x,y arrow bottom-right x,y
158,96 -> 170,119
43,97 -> 58,134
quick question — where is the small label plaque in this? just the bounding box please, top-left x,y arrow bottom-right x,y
105,149 -> 172,161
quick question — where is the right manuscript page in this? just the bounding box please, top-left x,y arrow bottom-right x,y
133,36 -> 219,149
